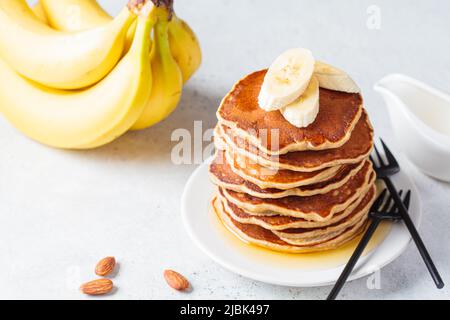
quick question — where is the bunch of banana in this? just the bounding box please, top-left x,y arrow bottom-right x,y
0,0 -> 201,149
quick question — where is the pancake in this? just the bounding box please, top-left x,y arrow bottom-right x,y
219,185 -> 376,230
217,70 -> 363,155
224,148 -> 344,190
220,161 -> 375,221
209,150 -> 367,197
213,197 -> 368,253
273,214 -> 369,247
217,110 -> 374,172
214,135 -> 343,188
272,189 -> 374,244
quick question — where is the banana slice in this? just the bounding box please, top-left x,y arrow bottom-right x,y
258,48 -> 315,111
280,76 -> 320,128
314,61 -> 360,93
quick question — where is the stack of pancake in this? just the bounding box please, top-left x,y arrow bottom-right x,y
209,70 -> 376,253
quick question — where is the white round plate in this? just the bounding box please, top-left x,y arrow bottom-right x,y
181,156 -> 421,287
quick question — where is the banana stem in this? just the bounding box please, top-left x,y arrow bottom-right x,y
128,0 -> 174,19
154,20 -> 170,55
153,0 -> 174,11
129,16 -> 156,60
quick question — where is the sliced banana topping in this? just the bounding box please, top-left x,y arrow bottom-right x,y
258,49 -> 360,128
314,61 -> 360,93
280,76 -> 320,128
258,48 -> 315,111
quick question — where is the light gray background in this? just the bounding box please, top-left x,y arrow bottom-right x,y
1,0 -> 448,299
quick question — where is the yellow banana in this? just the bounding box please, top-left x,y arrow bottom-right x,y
38,0 -> 201,83
0,2 -> 156,150
39,0 -> 111,31
0,0 -> 135,90
168,14 -> 202,83
132,11 -> 183,130
31,1 -> 49,23
39,0 -> 136,53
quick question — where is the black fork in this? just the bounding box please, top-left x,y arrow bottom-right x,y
327,189 -> 410,300
371,139 -> 444,289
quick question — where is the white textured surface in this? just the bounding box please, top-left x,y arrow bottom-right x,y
1,0 -> 448,299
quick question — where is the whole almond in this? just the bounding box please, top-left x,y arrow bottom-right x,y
80,279 -> 113,296
164,270 -> 190,291
95,257 -> 116,276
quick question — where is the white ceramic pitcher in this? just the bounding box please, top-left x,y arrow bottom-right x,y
374,74 -> 450,182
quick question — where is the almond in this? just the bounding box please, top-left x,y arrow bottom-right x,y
164,270 -> 190,291
95,256 -> 116,276
80,279 -> 113,296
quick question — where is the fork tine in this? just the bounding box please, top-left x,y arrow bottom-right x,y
381,193 -> 395,212
380,138 -> 399,167
403,190 -> 411,209
371,189 -> 388,211
393,190 -> 404,214
373,143 -> 386,167
385,189 -> 406,214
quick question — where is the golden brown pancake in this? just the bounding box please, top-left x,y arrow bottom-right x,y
274,214 -> 368,246
213,197 -> 368,253
219,185 -> 375,231
209,149 -> 366,197
217,110 -> 373,172
220,161 -> 374,221
272,190 -> 375,245
223,148 -> 344,190
217,70 -> 363,155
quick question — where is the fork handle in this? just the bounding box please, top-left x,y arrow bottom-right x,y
327,218 -> 381,300
383,178 -> 444,289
